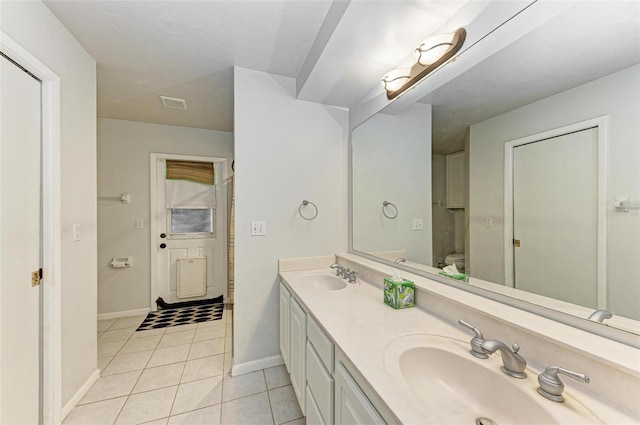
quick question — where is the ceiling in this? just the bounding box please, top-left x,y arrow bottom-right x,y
44,0 -> 468,132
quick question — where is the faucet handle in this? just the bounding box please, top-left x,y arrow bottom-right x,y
458,320 -> 489,359
537,366 -> 590,403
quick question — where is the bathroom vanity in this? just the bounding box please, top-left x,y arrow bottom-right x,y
279,255 -> 639,424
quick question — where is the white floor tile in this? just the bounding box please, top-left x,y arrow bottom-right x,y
133,362 -> 185,394
147,344 -> 191,368
79,370 -> 142,405
119,335 -> 162,354
196,320 -> 225,330
97,357 -> 113,372
98,339 -> 126,359
281,418 -> 306,425
115,386 -> 177,425
101,350 -> 153,376
221,392 -> 274,425
221,371 -> 266,402
110,314 -> 148,330
188,338 -> 225,360
130,328 -> 167,339
269,385 -> 303,424
97,319 -> 117,332
165,323 -> 198,334
98,328 -> 136,343
264,365 -> 291,390
157,330 -> 195,349
140,418 -> 169,425
168,405 -> 221,425
171,376 -> 223,416
193,326 -> 225,342
181,354 -> 224,383
62,397 -> 126,425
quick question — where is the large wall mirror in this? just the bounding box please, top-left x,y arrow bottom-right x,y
351,1 -> 640,340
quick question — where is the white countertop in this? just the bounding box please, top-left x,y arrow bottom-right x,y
279,261 -> 639,425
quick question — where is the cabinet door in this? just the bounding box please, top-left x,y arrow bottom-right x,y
279,283 -> 291,370
446,151 -> 466,208
335,362 -> 386,425
306,341 -> 333,424
289,298 -> 307,414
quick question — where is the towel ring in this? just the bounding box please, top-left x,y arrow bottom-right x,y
382,201 -> 398,219
298,200 -> 318,221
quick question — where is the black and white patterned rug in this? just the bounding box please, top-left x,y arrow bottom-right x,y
136,303 -> 224,331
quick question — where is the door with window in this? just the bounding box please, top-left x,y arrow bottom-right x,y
152,155 -> 227,306
1,53 -> 42,424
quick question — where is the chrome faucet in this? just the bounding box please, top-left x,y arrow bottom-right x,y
537,366 -> 590,403
344,269 -> 358,283
588,309 -> 612,323
330,263 -> 346,277
481,339 -> 527,378
330,264 -> 357,283
395,257 -> 407,263
458,320 -> 488,359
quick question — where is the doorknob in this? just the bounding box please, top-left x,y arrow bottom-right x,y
160,243 -> 167,249
160,233 -> 166,238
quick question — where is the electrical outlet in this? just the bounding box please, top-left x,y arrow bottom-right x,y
412,218 -> 423,230
73,224 -> 81,242
251,221 -> 267,236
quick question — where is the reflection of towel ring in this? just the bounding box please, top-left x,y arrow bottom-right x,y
382,201 -> 398,219
298,200 -> 318,221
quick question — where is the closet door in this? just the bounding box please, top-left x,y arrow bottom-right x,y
1,53 -> 42,424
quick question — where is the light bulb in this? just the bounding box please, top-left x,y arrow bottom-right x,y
381,67 -> 412,92
414,32 -> 455,66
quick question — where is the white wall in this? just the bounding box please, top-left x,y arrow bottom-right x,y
469,64 -> 640,320
233,67 -> 348,369
97,118 -> 233,315
352,105 -> 432,265
0,0 -> 97,407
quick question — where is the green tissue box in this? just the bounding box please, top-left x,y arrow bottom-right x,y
438,271 -> 470,282
384,278 -> 415,309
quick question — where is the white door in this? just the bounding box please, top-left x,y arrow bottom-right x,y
512,128 -> 598,308
152,155 -> 227,306
0,54 -> 42,423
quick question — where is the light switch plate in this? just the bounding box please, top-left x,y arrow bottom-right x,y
251,221 -> 267,236
412,218 -> 423,230
73,224 -> 81,242
136,218 -> 144,229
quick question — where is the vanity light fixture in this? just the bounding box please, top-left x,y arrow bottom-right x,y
381,27 -> 466,100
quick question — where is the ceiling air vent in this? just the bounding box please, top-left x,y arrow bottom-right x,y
160,95 -> 188,110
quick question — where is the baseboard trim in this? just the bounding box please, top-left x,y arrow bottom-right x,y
61,368 -> 100,420
231,354 -> 283,377
97,308 -> 150,321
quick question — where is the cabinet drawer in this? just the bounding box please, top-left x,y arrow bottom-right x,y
307,315 -> 334,372
306,341 -> 333,424
305,385 -> 326,425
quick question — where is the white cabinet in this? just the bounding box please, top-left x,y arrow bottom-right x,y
334,362 -> 386,425
306,341 -> 333,424
289,297 -> 307,413
446,151 -> 466,208
279,283 -> 291,371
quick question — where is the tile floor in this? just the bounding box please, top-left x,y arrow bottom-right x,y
64,305 -> 305,425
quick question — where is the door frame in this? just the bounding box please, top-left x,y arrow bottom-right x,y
1,32 -> 62,424
503,116 -> 608,308
149,153 -> 229,310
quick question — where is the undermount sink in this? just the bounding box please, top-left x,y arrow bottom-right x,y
384,334 -> 600,425
299,273 -> 347,291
